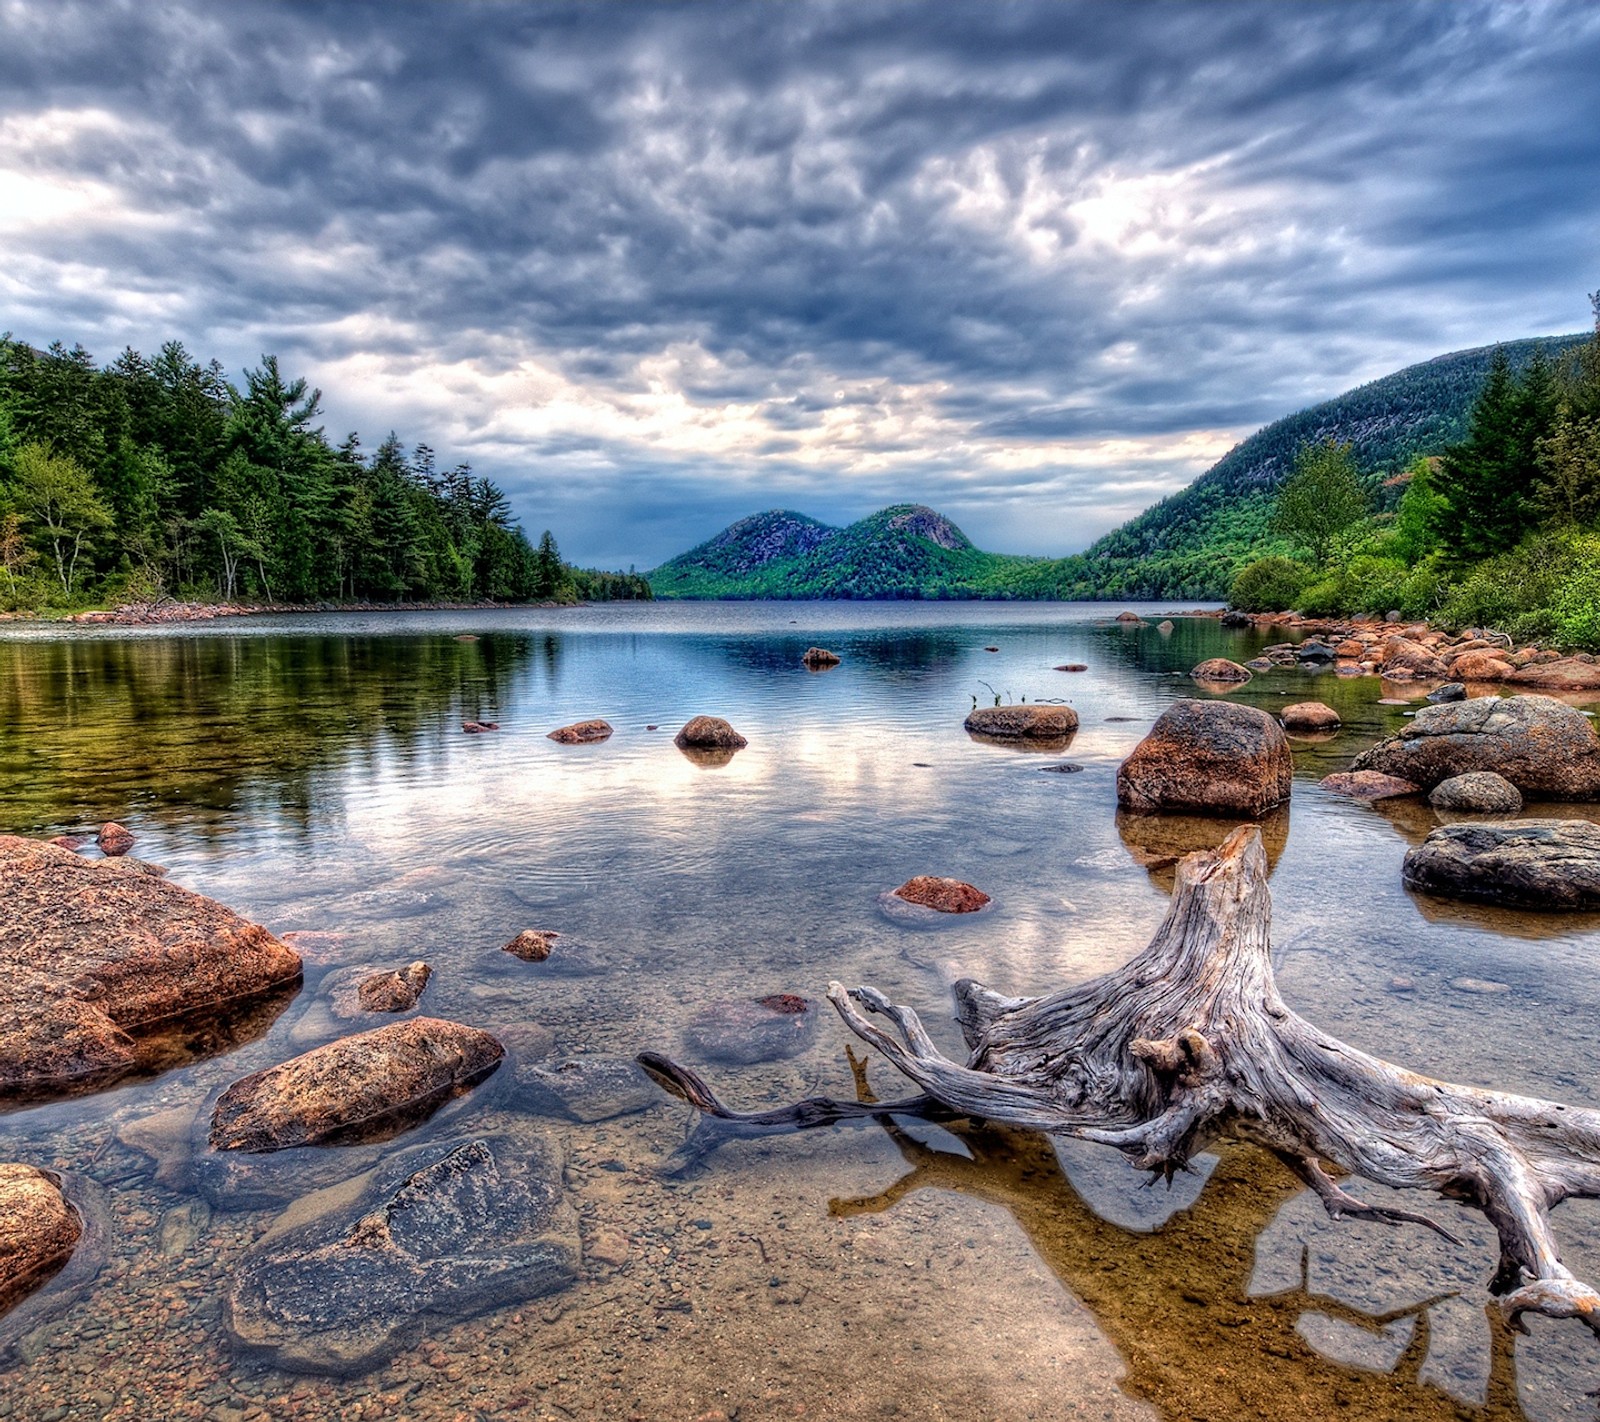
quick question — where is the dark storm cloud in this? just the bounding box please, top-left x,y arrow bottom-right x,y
2,0 -> 1598,565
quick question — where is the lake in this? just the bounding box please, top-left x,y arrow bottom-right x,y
3,601 -> 1599,1421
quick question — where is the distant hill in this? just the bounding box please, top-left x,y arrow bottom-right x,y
649,504 -> 1056,599
649,333 -> 1589,601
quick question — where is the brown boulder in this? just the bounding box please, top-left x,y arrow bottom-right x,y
1319,771 -> 1419,800
891,877 -> 991,913
1190,658 -> 1252,683
546,719 -> 613,743
1115,611 -> 1144,623
1334,639 -> 1366,660
1280,702 -> 1341,733
208,1017 -> 504,1153
1506,658 -> 1600,692
460,721 -> 499,734
674,716 -> 747,749
0,837 -> 302,1097
0,1164 -> 81,1315
503,929 -> 558,962
95,823 -> 134,856
1116,700 -> 1292,817
964,704 -> 1079,739
800,647 -> 841,668
1448,650 -> 1514,681
1351,694 -> 1600,799
1380,637 -> 1449,680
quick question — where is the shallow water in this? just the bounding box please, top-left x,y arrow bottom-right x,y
3,601 -> 1600,1421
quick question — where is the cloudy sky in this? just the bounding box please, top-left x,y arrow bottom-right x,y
3,1 -> 1597,568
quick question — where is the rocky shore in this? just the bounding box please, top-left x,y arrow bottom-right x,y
0,598 -> 570,628
1215,609 -> 1600,691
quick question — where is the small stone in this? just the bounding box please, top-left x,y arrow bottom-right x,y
801,647 -> 841,668
1450,977 -> 1512,995
674,716 -> 747,750
1053,663 -> 1088,672
503,930 -> 558,963
1319,771 -> 1419,800
95,823 -> 135,856
353,962 -> 432,1014
1426,682 -> 1467,704
587,1228 -> 630,1268
1280,702 -> 1340,733
1387,977 -> 1416,993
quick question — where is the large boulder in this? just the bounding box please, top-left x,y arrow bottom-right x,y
964,704 -> 1078,739
0,837 -> 302,1098
0,1164 -> 80,1316
1448,649 -> 1514,682
227,1134 -> 579,1375
1116,701 -> 1293,817
1429,772 -> 1523,815
209,1018 -> 504,1152
674,716 -> 747,749
1351,695 -> 1600,799
1402,820 -> 1600,909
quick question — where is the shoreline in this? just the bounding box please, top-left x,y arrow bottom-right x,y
0,598 -> 579,627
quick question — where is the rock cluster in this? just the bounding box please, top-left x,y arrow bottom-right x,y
1352,694 -> 1600,798
1117,701 -> 1293,817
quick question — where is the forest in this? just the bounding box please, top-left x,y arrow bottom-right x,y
1231,294 -> 1600,647
0,336 -> 651,611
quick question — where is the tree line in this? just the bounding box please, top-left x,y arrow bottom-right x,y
1230,292 -> 1600,646
0,336 -> 650,609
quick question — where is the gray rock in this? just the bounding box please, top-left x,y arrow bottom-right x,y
514,1055 -> 659,1123
1429,772 -> 1523,814
1353,694 -> 1600,798
1402,820 -> 1600,909
1425,682 -> 1466,704
682,994 -> 817,1065
227,1134 -> 578,1375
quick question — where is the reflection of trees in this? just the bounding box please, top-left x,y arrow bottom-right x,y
0,635 -> 529,839
833,1115 -> 1526,1421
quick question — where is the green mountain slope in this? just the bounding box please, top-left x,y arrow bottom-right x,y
1073,333 -> 1589,598
650,332 -> 1589,601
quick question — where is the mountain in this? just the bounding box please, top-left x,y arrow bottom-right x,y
648,504 -> 1055,599
649,332 -> 1589,601
1072,332 -> 1590,599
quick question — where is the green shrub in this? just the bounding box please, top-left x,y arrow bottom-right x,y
1435,534 -> 1575,635
1293,574 -> 1348,617
1549,534 -> 1600,650
1228,556 -> 1308,612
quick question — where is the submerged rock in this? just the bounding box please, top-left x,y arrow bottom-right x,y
0,1165 -> 80,1317
891,876 -> 991,913
227,1133 -> 579,1375
1054,663 -> 1088,672
515,1055 -> 659,1122
1319,770 -> 1419,800
1190,658 -> 1252,683
1352,694 -> 1600,798
546,719 -> 613,744
1429,772 -> 1523,815
328,962 -> 433,1018
674,716 -> 747,750
502,929 -> 558,962
1402,820 -> 1600,909
0,836 -> 302,1099
209,1018 -> 504,1153
1117,701 -> 1292,817
683,994 -> 817,1065
800,647 -> 841,668
964,704 -> 1079,739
